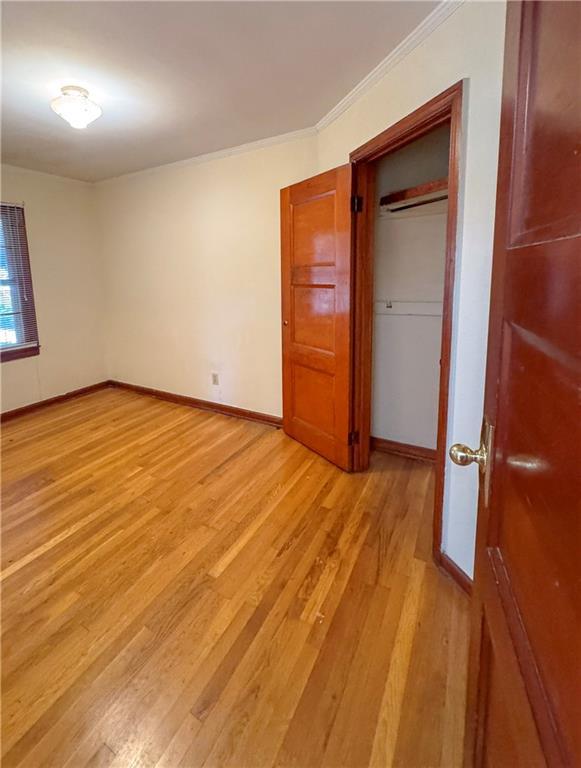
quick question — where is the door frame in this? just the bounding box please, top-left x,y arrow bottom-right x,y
349,81 -> 465,587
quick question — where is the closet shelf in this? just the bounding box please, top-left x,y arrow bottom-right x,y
379,177 -> 448,211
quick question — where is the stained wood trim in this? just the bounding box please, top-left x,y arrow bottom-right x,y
440,552 -> 472,595
370,436 -> 435,462
0,381 -> 110,422
379,177 -> 448,207
109,380 -> 282,428
350,162 -> 375,472
2,380 -> 283,429
350,82 -> 462,164
350,80 -> 464,577
1,343 -> 40,363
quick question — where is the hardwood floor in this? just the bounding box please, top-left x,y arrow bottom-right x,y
1,388 -> 469,768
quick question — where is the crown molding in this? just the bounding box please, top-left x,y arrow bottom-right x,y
1,163 -> 93,186
97,126 -> 317,185
316,0 -> 466,132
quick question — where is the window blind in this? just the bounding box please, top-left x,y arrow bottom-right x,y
0,203 -> 40,362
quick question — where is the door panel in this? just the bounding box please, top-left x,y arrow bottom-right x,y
465,2 -> 581,766
281,165 -> 353,470
292,194 -> 338,265
482,641 -> 535,768
292,286 -> 335,350
507,2 -> 580,245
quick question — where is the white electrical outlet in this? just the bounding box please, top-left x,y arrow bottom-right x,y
211,372 -> 220,386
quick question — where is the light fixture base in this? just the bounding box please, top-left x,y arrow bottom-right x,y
60,85 -> 89,98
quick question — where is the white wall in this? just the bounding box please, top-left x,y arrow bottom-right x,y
95,133 -> 317,417
372,201 -> 447,449
316,0 -> 507,576
375,123 -> 450,199
0,165 -> 106,411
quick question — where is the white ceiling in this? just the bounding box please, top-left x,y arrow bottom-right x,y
2,1 -> 437,182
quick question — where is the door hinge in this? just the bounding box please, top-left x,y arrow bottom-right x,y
348,430 -> 360,445
351,195 -> 363,213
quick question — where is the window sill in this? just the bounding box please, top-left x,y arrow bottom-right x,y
1,345 -> 40,363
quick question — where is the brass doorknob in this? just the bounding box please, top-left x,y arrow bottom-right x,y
449,442 -> 487,471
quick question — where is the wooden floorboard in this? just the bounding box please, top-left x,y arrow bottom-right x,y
1,388 -> 469,767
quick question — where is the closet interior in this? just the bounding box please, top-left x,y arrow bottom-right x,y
371,123 -> 451,455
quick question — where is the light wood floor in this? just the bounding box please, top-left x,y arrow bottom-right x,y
1,388 -> 469,768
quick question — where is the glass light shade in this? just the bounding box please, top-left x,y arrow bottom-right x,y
50,85 -> 102,129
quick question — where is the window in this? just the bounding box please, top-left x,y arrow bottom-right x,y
0,204 -> 39,362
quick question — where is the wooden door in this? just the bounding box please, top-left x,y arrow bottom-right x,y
281,165 -> 354,470
464,2 -> 581,766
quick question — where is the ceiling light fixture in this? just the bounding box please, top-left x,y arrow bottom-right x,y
50,85 -> 102,129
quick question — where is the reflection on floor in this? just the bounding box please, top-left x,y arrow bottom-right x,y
2,387 -> 469,768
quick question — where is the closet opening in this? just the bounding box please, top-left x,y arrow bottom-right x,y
349,82 -> 464,585
371,124 -> 450,462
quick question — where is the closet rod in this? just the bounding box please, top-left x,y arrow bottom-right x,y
379,177 -> 448,210
388,194 -> 448,213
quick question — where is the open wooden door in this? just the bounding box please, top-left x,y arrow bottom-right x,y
461,2 -> 581,765
281,165 -> 354,470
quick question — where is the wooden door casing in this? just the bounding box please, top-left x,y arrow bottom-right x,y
349,82 -> 464,580
466,2 -> 581,766
281,165 -> 354,470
